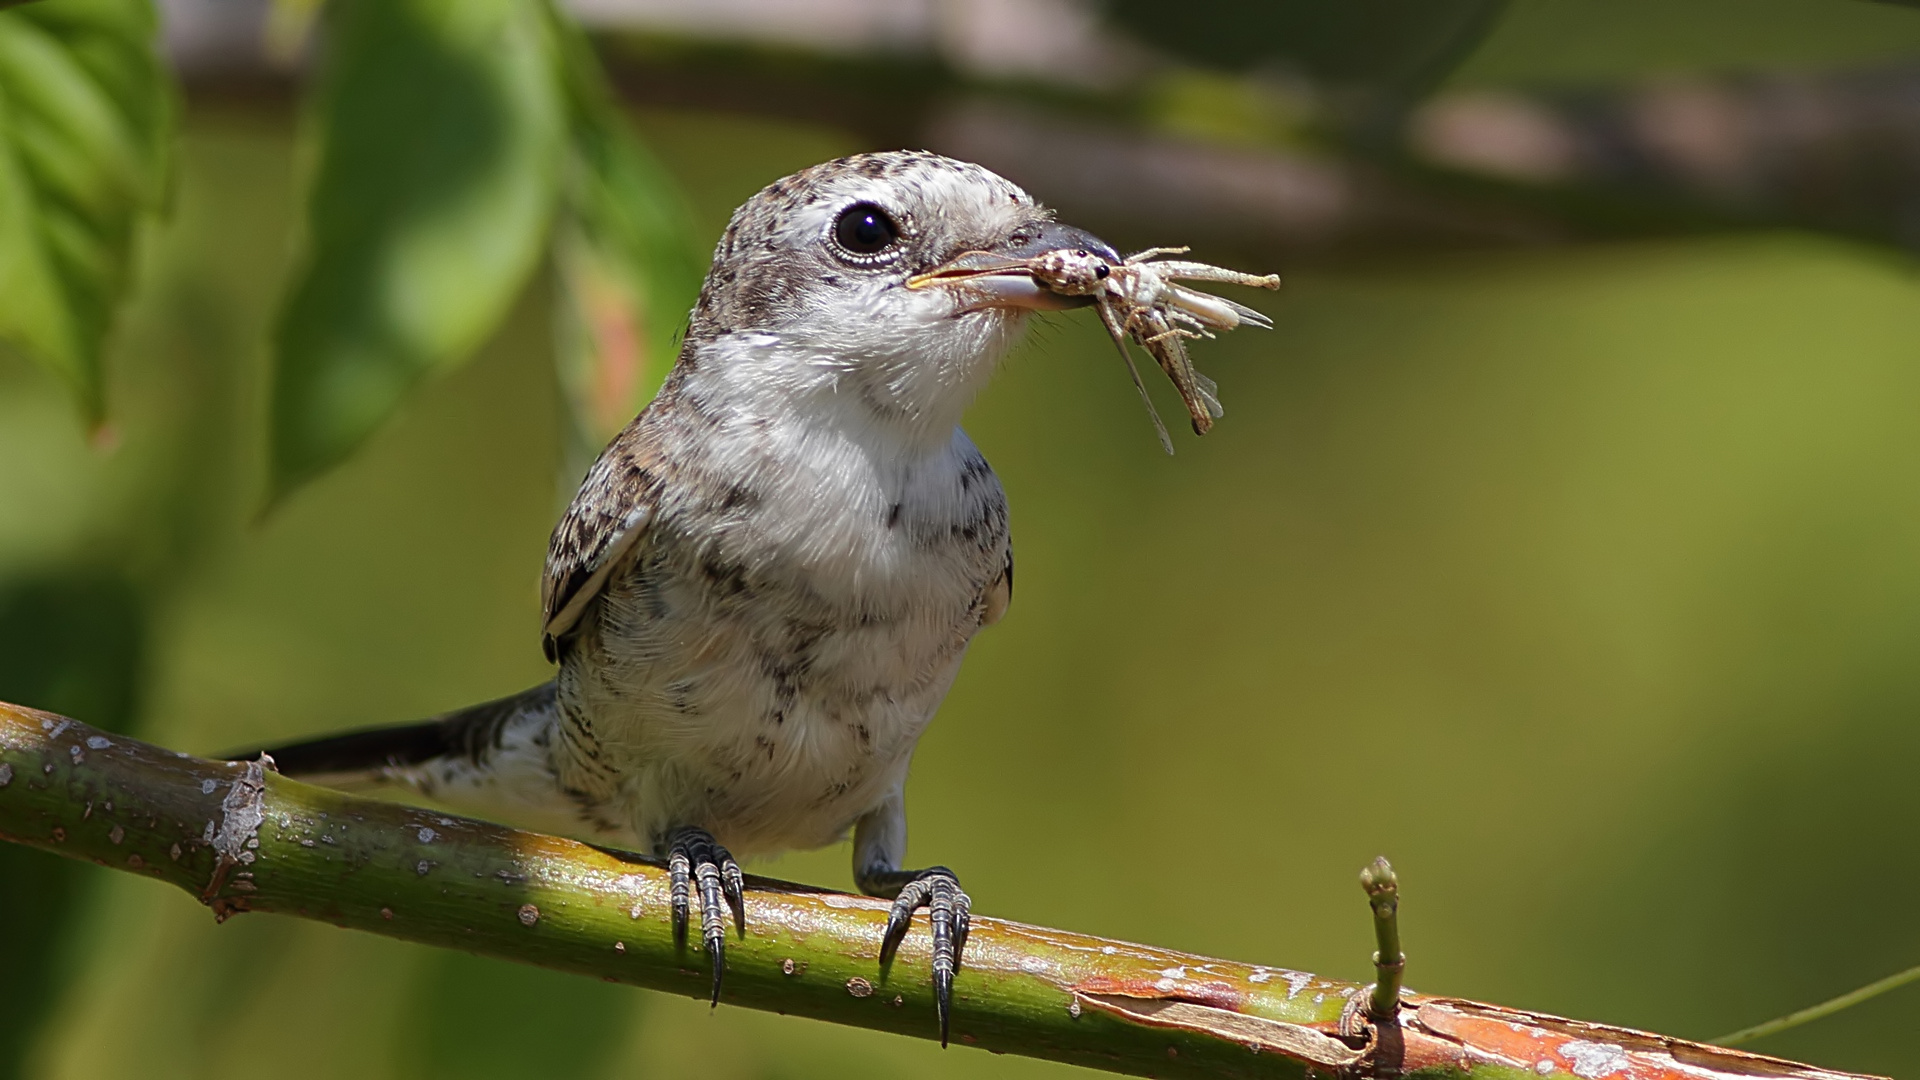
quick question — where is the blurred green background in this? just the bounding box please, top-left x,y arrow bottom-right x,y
6,1 -> 1920,1078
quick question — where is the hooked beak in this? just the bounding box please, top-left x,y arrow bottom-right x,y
906,221 -> 1119,312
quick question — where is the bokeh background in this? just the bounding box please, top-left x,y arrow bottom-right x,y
5,1 -> 1920,1077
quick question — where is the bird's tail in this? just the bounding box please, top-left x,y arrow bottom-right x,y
222,683 -> 616,841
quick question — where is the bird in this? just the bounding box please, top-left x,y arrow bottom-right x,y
234,150 -> 1128,1045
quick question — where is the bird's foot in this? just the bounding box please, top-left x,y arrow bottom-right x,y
861,866 -> 971,1046
665,826 -> 745,1006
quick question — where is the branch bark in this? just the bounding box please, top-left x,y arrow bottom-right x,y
0,701 -> 1883,1080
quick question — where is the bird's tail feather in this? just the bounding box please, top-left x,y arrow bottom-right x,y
221,683 -> 617,841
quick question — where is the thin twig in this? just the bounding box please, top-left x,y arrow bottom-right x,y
1361,856 -> 1404,1022
1712,964 -> 1920,1047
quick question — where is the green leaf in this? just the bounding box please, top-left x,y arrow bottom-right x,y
268,0 -> 565,502
545,5 -> 703,453
0,0 -> 172,420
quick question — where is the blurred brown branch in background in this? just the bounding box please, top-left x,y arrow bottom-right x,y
1411,64 -> 1920,249
156,0 -> 1920,261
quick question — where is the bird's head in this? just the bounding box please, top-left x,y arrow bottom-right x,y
684,151 -> 1116,440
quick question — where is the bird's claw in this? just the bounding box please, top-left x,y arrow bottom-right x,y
666,826 -> 745,1006
874,866 -> 971,1047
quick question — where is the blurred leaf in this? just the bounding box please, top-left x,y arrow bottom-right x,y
0,0 -> 172,420
546,4 -> 703,453
1105,0 -> 1509,96
268,0 -> 564,502
0,569 -> 146,1080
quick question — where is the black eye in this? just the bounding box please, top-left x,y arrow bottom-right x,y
833,202 -> 899,257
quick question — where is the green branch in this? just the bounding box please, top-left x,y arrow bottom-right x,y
0,702 -> 1886,1080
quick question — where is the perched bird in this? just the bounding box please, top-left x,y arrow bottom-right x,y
239,151 -> 1126,1043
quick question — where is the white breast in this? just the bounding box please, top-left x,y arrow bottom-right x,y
559,369 -> 1010,858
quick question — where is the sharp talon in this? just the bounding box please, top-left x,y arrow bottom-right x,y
934,964 -> 953,1047
669,849 -> 692,950
928,872 -> 958,1046
861,866 -> 970,1045
952,893 -> 972,975
666,826 -> 745,1007
722,860 -> 746,937
880,901 -> 911,967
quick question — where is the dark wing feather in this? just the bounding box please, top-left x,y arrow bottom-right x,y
221,683 -> 556,778
542,423 -> 667,661
982,546 -> 1013,626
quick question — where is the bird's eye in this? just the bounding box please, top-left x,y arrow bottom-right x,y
833,203 -> 899,259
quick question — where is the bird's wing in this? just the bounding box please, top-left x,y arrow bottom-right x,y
982,546 -> 1013,626
541,427 -> 666,662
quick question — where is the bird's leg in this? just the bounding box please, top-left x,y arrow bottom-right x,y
852,800 -> 971,1047
663,825 -> 745,1006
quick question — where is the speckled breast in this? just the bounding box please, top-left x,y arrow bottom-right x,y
555,435 -> 1010,856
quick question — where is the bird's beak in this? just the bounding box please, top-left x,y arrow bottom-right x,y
906,222 -> 1119,312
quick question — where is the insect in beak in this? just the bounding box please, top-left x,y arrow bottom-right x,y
906,222 -> 1119,313
912,220 -> 1280,456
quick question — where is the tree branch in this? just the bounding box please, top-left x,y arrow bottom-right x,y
0,701 -> 1882,1080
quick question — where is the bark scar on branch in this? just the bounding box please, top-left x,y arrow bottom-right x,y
1411,1000 -> 1862,1080
199,754 -> 270,919
1072,989 -> 1368,1066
